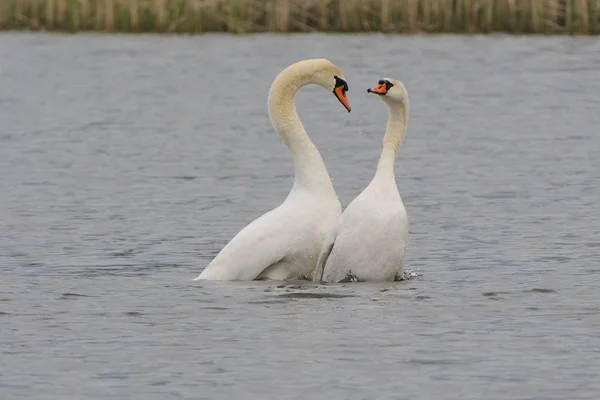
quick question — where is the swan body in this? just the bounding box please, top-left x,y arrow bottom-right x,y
194,59 -> 351,281
314,78 -> 409,283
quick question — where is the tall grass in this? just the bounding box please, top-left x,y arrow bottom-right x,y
1,0 -> 599,34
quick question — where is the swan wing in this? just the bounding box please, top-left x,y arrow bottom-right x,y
193,204 -> 301,281
320,190 -> 408,282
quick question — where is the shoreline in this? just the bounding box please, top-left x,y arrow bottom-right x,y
0,30 -> 596,37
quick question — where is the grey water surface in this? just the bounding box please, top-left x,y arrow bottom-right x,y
1,33 -> 599,400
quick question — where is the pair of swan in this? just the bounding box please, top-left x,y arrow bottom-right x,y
194,59 -> 409,283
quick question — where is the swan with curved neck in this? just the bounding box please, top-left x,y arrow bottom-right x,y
314,78 -> 409,283
194,59 -> 351,281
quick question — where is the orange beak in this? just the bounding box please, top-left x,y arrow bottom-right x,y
334,86 -> 351,112
367,82 -> 388,95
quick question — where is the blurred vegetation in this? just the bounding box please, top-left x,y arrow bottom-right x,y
1,0 -> 598,34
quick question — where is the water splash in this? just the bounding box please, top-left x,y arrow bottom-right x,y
395,269 -> 423,281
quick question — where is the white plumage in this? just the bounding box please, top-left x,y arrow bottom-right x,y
314,78 -> 410,283
194,59 -> 351,281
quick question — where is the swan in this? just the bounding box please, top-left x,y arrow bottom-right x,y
313,78 -> 409,283
194,59 -> 351,281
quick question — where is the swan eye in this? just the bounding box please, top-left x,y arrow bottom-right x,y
377,80 -> 394,91
333,75 -> 351,112
333,75 -> 349,92
368,79 -> 394,95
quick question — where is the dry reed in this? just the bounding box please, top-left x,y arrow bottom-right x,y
1,0 -> 599,34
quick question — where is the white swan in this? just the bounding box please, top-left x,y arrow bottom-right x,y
313,78 -> 409,283
194,59 -> 351,281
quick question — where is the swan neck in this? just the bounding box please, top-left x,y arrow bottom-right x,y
376,102 -> 408,176
268,72 -> 306,144
267,67 -> 335,194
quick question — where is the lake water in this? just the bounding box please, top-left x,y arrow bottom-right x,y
1,33 -> 599,400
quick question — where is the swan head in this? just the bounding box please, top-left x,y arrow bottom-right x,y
301,59 -> 351,113
367,78 -> 408,105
